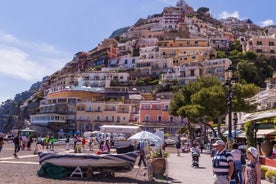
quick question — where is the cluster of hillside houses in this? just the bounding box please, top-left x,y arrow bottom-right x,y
27,0 -> 276,136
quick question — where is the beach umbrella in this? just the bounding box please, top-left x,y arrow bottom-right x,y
127,131 -> 162,143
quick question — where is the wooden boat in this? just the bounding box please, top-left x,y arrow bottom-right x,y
38,150 -> 139,173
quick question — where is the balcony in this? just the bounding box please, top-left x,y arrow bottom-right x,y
104,108 -> 116,111
117,110 -> 129,113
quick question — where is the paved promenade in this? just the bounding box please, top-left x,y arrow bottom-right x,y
166,150 -> 270,184
0,143 -> 272,183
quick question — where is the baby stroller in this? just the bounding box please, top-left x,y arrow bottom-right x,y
191,152 -> 200,167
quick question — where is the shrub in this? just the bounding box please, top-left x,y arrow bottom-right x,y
150,149 -> 169,159
265,169 -> 276,180
261,165 -> 268,172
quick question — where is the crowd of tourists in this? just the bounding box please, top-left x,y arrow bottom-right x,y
0,132 -> 264,183
211,140 -> 261,184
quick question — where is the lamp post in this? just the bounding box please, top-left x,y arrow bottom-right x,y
224,64 -> 237,146
233,112 -> 238,142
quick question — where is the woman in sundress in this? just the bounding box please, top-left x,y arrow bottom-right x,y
243,146 -> 261,184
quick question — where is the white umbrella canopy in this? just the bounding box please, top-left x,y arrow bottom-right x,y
128,131 -> 162,143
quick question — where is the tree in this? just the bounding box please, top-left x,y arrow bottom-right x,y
170,76 -> 259,142
197,7 -> 209,14
216,51 -> 227,58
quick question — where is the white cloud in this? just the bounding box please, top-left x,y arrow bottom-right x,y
0,31 -> 71,82
219,11 -> 240,19
260,19 -> 274,27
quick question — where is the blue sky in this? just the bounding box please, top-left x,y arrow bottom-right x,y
0,0 -> 275,103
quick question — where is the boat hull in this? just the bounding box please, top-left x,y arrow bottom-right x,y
38,151 -> 139,172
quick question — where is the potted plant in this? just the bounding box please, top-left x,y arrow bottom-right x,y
261,165 -> 268,179
149,149 -> 168,179
261,137 -> 273,157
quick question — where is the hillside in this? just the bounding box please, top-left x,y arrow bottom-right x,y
0,1 -> 274,133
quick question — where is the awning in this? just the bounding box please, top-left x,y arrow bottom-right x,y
257,129 -> 276,137
238,129 -> 276,138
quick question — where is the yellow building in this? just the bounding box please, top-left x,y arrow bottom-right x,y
158,38 -> 215,65
245,34 -> 276,59
75,101 -> 136,131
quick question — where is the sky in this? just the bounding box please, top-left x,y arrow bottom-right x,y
0,0 -> 275,103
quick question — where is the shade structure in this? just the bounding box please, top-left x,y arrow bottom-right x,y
127,131 -> 162,143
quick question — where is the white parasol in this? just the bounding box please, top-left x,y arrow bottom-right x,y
127,131 -> 162,143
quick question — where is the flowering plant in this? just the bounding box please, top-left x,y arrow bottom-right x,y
150,149 -> 169,158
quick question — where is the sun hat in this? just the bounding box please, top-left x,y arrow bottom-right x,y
248,146 -> 258,158
212,140 -> 225,146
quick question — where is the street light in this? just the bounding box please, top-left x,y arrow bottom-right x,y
233,112 -> 238,141
223,64 -> 238,144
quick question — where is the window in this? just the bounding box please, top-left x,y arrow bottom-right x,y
270,50 -> 275,53
157,116 -> 162,122
206,69 -> 211,74
191,69 -> 195,76
216,67 -> 224,73
145,115 -> 150,122
256,41 -> 262,45
269,42 -> 274,46
256,49 -> 262,53
170,116 -> 174,122
124,60 -> 128,64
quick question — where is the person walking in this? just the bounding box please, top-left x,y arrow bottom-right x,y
175,136 -> 181,156
73,135 -> 78,150
81,137 -> 86,151
137,142 -> 147,167
212,140 -> 234,184
49,136 -> 55,151
44,135 -> 50,150
36,135 -> 43,153
13,132 -> 21,158
243,146 -> 261,184
88,135 -> 94,151
65,135 -> 70,151
0,135 -> 4,156
231,143 -> 243,184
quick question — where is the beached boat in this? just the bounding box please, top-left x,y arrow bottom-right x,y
38,150 -> 139,173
